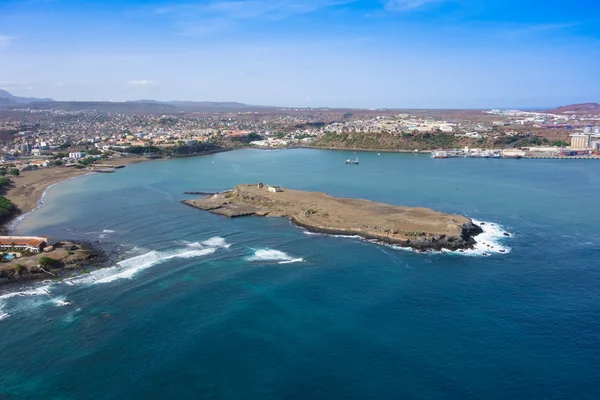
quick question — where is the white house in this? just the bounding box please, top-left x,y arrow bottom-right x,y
0,236 -> 48,253
69,152 -> 87,159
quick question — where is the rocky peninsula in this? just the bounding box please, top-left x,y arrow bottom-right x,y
0,241 -> 106,286
182,184 -> 483,251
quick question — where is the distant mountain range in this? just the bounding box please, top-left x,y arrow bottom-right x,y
545,103 -> 600,114
0,89 -> 276,113
2,88 -> 598,114
0,89 -> 53,105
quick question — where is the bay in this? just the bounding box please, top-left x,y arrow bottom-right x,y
1,149 -> 599,399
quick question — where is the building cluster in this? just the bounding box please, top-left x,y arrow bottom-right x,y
569,127 -> 600,150
1,106 -> 599,158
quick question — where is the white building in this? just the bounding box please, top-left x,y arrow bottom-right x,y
69,152 -> 87,159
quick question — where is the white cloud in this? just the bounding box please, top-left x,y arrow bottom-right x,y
153,0 -> 357,35
0,35 -> 14,48
155,0 -> 356,20
385,0 -> 447,11
128,80 -> 157,87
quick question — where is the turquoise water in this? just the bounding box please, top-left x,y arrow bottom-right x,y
1,149 -> 600,399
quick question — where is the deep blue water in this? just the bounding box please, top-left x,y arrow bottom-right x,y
1,149 -> 599,399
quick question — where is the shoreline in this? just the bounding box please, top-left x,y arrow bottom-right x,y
4,145 -> 596,233
1,149 -> 235,232
2,157 -> 153,232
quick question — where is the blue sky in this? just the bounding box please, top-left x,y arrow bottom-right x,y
0,0 -> 598,108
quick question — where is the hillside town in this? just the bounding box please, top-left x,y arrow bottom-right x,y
0,105 -> 600,171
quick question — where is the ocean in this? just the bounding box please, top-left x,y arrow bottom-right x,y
1,149 -> 599,399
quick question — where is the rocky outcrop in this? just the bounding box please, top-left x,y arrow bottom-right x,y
183,184 -> 484,252
0,241 -> 107,286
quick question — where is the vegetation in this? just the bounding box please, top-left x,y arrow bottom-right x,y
167,142 -> 220,155
0,177 -> 11,189
86,148 -> 102,155
52,152 -> 69,159
39,256 -> 62,269
314,131 -> 458,151
230,133 -> 262,143
9,168 -> 19,176
53,160 -> 63,167
126,145 -> 162,155
0,196 -> 16,222
77,156 -> 96,166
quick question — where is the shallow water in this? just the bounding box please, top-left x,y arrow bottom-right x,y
1,149 -> 599,399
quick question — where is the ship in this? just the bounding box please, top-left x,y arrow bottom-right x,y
431,151 -> 448,159
346,157 -> 359,165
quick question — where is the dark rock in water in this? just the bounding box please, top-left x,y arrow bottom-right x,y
503,232 -> 510,237
499,249 -> 506,253
481,222 -> 486,225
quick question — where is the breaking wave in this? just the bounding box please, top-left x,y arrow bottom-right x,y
246,249 -> 304,264
0,285 -> 53,320
446,219 -> 512,256
303,220 -> 511,257
190,236 -> 231,249
68,238 -> 228,285
0,237 -> 231,320
0,285 -> 52,301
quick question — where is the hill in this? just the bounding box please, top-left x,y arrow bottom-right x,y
19,101 -> 179,114
0,89 -> 276,113
546,103 -> 600,114
0,89 -> 53,105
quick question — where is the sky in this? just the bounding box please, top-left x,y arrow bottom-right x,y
0,0 -> 598,108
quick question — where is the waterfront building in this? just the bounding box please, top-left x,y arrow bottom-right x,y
570,134 -> 591,149
0,236 -> 48,253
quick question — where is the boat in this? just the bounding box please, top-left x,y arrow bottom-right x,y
431,151 -> 448,159
347,148 -> 359,164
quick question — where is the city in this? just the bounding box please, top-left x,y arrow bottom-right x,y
1,101 -> 600,171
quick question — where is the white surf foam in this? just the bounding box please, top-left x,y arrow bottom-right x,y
200,236 -> 231,248
303,231 -> 363,240
103,229 -> 116,233
67,236 -> 229,285
0,285 -> 52,301
68,247 -> 217,285
51,297 -> 73,307
451,219 -> 511,256
246,249 -> 304,264
304,219 -> 511,257
0,312 -> 9,321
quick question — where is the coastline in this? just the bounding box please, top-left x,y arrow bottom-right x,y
1,149 -> 236,233
2,157 -> 152,232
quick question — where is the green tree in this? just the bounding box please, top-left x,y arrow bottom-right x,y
0,195 -> 16,222
53,160 -> 63,167
39,257 -> 62,268
87,148 -> 102,155
9,168 -> 19,176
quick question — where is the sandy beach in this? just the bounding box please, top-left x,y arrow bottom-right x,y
2,157 -> 150,226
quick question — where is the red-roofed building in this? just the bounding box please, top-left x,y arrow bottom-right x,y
0,236 -> 49,253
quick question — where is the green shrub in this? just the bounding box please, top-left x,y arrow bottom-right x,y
39,256 -> 62,268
